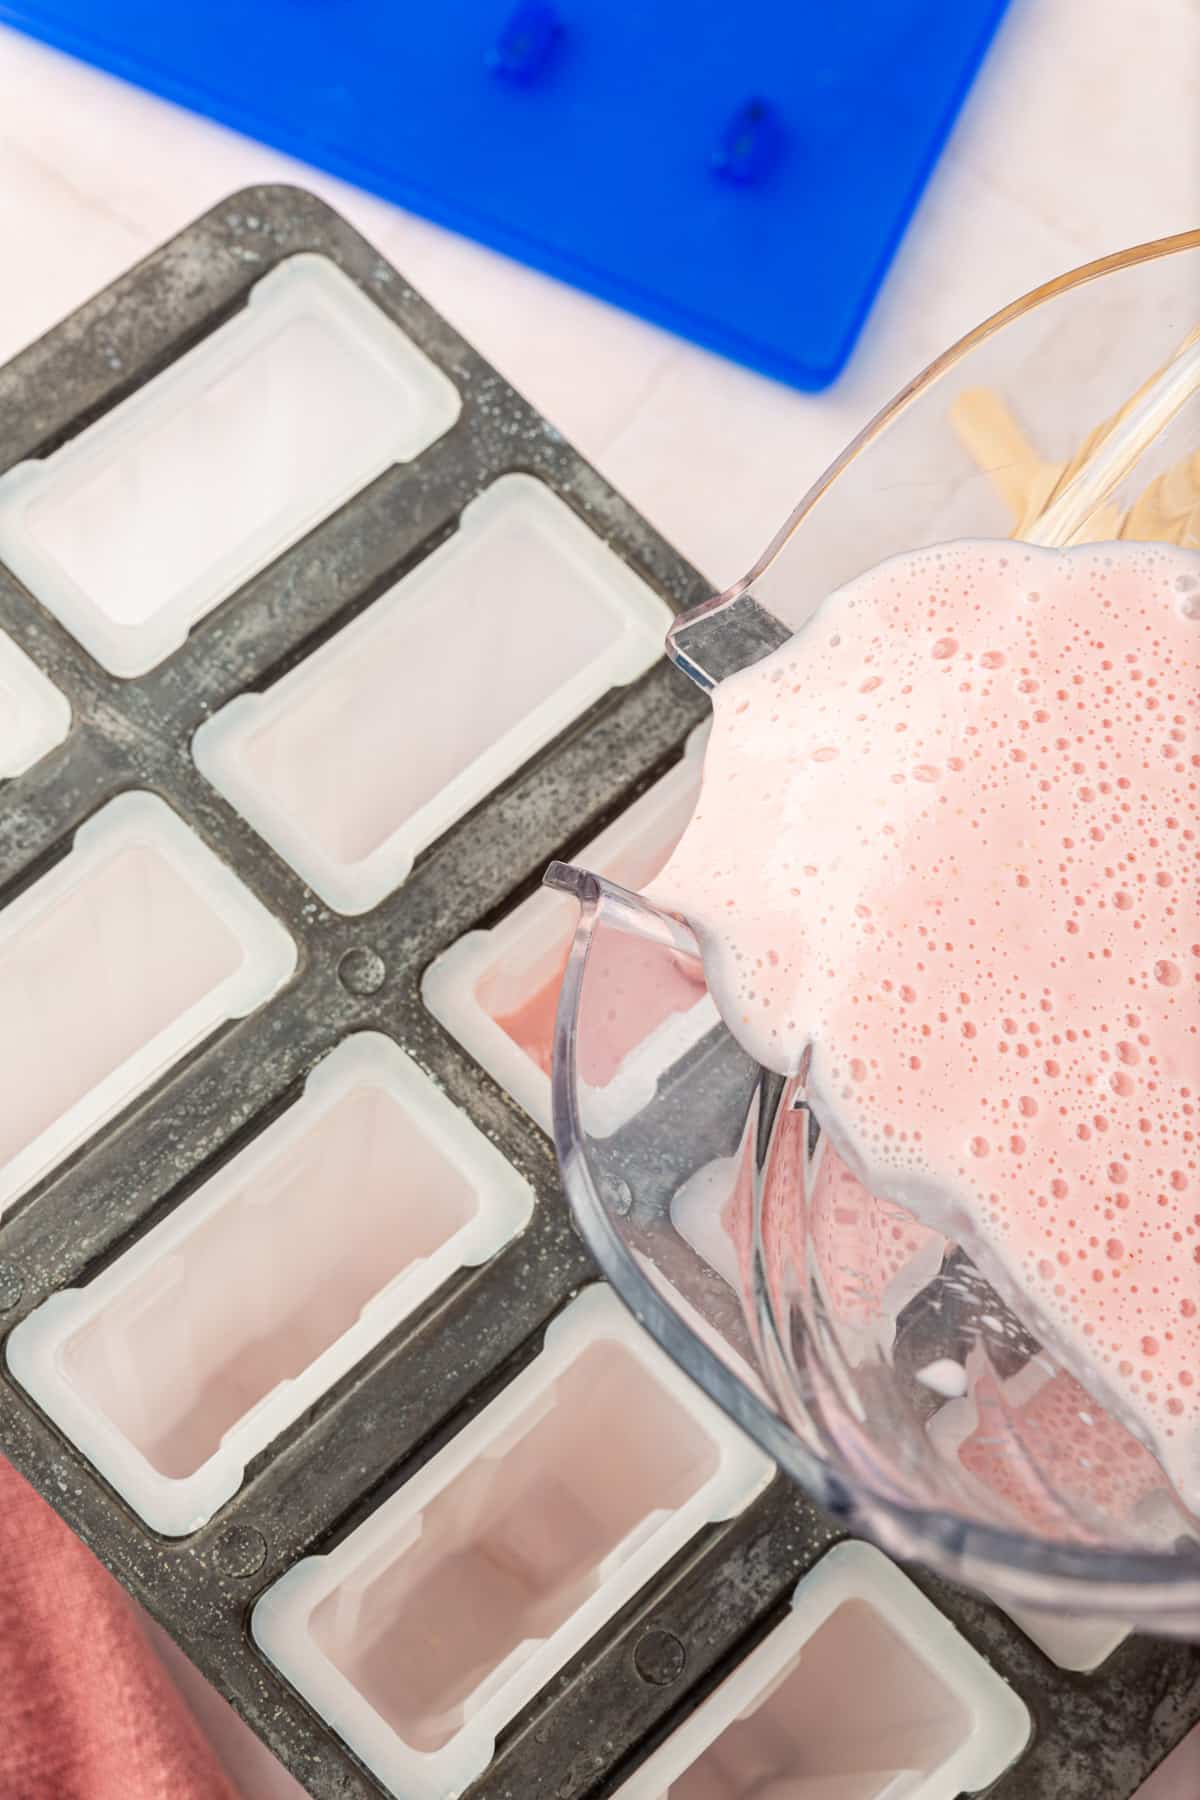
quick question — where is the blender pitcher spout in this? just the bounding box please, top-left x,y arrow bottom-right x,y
665,589 -> 792,692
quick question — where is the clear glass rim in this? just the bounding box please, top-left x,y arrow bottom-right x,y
667,227 -> 1200,662
548,863 -> 1200,1623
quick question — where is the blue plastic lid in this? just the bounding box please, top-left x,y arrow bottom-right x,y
1,0 -> 1009,388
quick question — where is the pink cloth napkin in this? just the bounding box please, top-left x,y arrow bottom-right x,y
2,1447 -> 1197,1799
0,1455 -> 239,1800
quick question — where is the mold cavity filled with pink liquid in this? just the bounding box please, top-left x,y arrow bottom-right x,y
647,542 -> 1200,1508
487,815 -> 697,1082
488,925 -> 704,1088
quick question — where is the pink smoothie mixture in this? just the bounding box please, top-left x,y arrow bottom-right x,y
646,541 -> 1199,1510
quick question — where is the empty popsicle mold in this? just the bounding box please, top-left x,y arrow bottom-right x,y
193,474 -> 674,912
7,1033 -> 533,1535
0,628 -> 71,778
0,255 -> 461,676
423,721 -> 708,1131
615,1540 -> 1030,1800
252,1284 -> 773,1800
0,790 -> 294,1217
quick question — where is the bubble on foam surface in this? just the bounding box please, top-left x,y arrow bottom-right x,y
958,1364 -> 1168,1539
647,540 -> 1199,1508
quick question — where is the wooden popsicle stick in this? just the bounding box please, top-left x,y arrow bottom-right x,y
1156,448 -> 1200,517
1068,502 -> 1124,543
1121,449 -> 1200,542
949,388 -> 1063,527
951,383 -> 1199,548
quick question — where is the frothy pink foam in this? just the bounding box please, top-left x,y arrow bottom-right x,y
958,1365 -> 1166,1539
648,542 -> 1199,1506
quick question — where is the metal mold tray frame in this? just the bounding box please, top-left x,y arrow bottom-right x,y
0,187 -> 1193,1800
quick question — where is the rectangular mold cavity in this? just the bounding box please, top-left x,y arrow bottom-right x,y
0,628 -> 71,777
252,1284 -> 772,1799
0,254 -> 461,676
193,474 -> 674,912
7,1033 -> 533,1535
0,790 -> 294,1217
423,721 -> 709,1132
616,1541 -> 1030,1800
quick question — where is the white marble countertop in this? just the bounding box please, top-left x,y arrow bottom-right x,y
1,0 -> 1197,594
0,6 -> 1197,1798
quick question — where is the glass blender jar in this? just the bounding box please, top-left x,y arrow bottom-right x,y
549,231 -> 1200,1635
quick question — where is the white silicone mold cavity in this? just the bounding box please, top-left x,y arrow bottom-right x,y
0,255 -> 461,676
616,1541 -> 1030,1800
424,723 -> 709,1132
1001,1606 -> 1130,1675
0,791 -> 294,1217
194,475 -> 673,913
252,1285 -> 772,1800
0,630 -> 71,777
8,1033 -> 532,1535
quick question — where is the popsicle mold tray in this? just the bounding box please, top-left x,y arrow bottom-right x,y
0,190 -> 1194,1800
